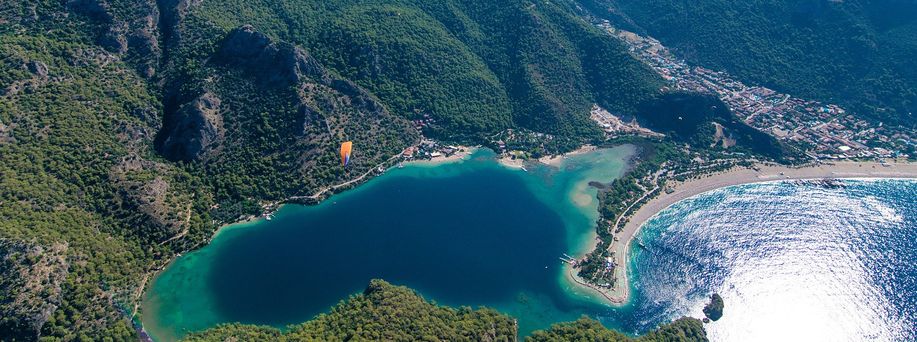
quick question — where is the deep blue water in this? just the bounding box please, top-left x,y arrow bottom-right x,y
625,179 -> 917,341
210,167 -> 570,321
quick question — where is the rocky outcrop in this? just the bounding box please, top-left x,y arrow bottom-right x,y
214,25 -> 409,140
0,240 -> 69,340
67,0 -> 162,76
109,154 -> 193,246
158,92 -> 223,161
703,293 -> 724,321
214,25 -> 330,87
159,25 -> 417,174
26,61 -> 48,78
2,60 -> 50,96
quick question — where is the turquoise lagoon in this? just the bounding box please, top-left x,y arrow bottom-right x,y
142,147 -> 635,341
142,147 -> 917,341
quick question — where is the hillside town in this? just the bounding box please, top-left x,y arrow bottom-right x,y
599,21 -> 915,162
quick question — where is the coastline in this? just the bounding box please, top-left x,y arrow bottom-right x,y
205,147 -> 479,244
137,147 -> 421,332
592,161 -> 917,305
578,161 -> 917,305
496,144 -> 600,169
141,138 -> 916,330
497,156 -> 526,169
538,145 -> 598,167
406,146 -> 477,167
141,145 -> 634,340
138,146 -> 476,307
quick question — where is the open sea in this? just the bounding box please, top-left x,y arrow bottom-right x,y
141,148 -> 917,342
626,178 -> 917,341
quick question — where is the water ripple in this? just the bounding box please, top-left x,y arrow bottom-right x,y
629,179 -> 916,341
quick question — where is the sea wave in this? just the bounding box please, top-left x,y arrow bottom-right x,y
629,179 -> 916,341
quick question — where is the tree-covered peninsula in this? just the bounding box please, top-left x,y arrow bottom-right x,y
182,280 -> 708,342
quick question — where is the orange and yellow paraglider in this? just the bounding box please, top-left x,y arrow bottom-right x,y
340,141 -> 353,167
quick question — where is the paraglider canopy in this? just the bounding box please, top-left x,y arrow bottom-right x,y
340,141 -> 353,167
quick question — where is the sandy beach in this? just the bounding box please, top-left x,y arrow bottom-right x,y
497,144 -> 601,169
576,161 -> 917,305
538,145 -> 598,167
497,156 -> 526,169
407,146 -> 477,166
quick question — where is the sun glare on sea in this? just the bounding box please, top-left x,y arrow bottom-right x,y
634,180 -> 916,342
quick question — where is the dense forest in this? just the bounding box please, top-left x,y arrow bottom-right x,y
585,0 -> 917,128
635,92 -> 794,161
529,317 -> 707,342
188,0 -> 664,149
183,280 -> 707,342
0,0 -> 671,340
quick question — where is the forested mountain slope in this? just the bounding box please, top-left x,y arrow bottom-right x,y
585,0 -> 917,128
183,280 -> 707,342
189,0 -> 663,149
1,32 -> 188,339
0,0 -> 668,340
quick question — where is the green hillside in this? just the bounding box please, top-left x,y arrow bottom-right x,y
0,31 -> 200,339
0,0 -> 669,340
182,280 -> 707,342
182,280 -> 519,342
635,92 -> 794,161
588,0 -> 917,127
529,316 -> 707,342
189,0 -> 663,148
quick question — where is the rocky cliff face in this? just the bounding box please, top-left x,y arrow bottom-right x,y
214,24 -> 394,128
215,25 -> 407,135
156,24 -> 416,170
158,92 -> 223,161
67,0 -> 162,77
215,25 -> 331,87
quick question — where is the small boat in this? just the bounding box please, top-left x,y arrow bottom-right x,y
265,214 -> 273,221
520,166 -> 528,172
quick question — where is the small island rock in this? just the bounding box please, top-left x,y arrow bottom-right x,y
703,293 -> 724,321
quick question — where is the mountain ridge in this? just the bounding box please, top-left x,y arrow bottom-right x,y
0,0 -> 675,339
